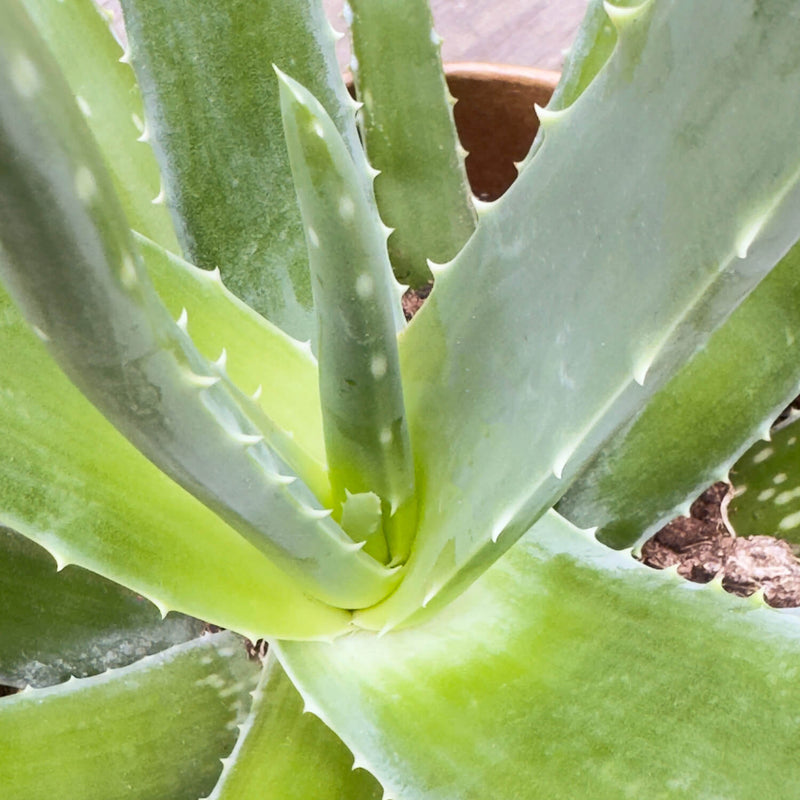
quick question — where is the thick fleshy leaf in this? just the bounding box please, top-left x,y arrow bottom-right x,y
0,275 -> 349,639
278,512 -> 800,800
728,415 -> 800,543
538,0 -> 616,119
0,8 -> 397,610
559,238 -> 800,548
0,632 -> 258,800
0,0 -> 350,640
20,0 -> 178,252
119,0 -> 364,339
0,526 -> 203,688
348,0 -> 475,286
139,233 -> 328,497
279,72 -> 416,564
361,0 -> 800,628
206,652 -> 383,800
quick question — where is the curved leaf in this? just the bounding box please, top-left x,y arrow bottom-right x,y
279,512 -> 800,800
207,652 -> 383,800
139,232 -> 327,483
0,632 -> 258,800
560,239 -> 800,548
0,6 -> 397,610
0,281 -> 349,639
0,526 -> 203,688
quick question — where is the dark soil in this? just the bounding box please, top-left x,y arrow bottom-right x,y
640,482 -> 800,607
402,284 -> 433,321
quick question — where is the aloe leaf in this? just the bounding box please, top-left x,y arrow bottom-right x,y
560,239 -> 800,548
138,232 -> 328,498
19,0 -> 178,252
545,0 -> 617,113
279,511 -> 800,800
206,652 -> 383,800
360,0 -> 800,628
347,0 -> 476,286
118,0 -> 362,340
0,632 -> 258,800
279,72 -> 416,564
0,274 -> 350,638
0,11 -> 396,610
0,0 -> 351,640
728,416 -> 800,543
0,526 -> 204,688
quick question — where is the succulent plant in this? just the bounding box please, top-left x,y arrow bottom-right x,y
4,0 -> 800,797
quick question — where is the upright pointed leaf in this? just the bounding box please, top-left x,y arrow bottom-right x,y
207,653 -> 383,800
348,0 -> 476,286
360,0 -> 800,628
0,633 -> 258,800
119,0 -> 363,339
279,512 -> 800,800
279,72 -> 416,563
0,526 -> 203,688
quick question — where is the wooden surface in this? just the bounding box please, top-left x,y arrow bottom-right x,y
99,1 -> 587,72
324,0 -> 587,71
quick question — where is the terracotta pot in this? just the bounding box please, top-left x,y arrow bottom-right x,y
445,63 -> 560,201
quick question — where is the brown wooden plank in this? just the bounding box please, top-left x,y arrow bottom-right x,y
325,0 -> 586,71
99,0 -> 585,72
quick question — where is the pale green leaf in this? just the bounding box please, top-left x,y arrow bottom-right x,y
278,72 -> 416,564
19,0 -> 178,252
361,0 -> 800,628
348,0 -> 475,286
279,511 -> 800,800
0,526 -> 203,688
560,239 -> 800,548
0,632 -> 258,800
545,0 -> 617,113
119,0 -> 362,339
207,652 -> 383,800
0,9 -> 397,610
139,232 -> 328,501
0,275 -> 350,638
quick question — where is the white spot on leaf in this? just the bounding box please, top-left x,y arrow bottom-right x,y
775,486 -> 800,505
752,447 -> 774,464
74,166 -> 97,203
779,510 -> 800,531
12,54 -> 39,97
355,273 -> 374,299
339,195 -> 355,220
119,254 -> 138,288
370,354 -> 387,378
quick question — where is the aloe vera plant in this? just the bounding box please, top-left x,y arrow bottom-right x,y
4,0 -> 800,796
